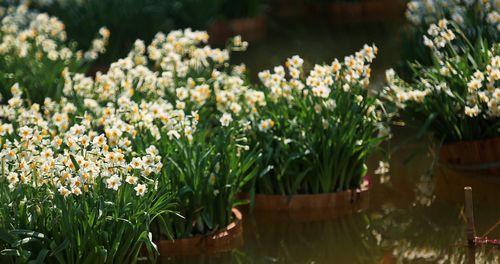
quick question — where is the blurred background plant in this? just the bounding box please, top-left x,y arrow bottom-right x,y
31,0 -> 174,63
399,0 -> 499,79
0,0 -> 404,75
29,0 -> 267,62
0,3 -> 108,104
381,20 -> 499,144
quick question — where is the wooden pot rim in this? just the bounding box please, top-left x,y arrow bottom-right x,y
251,185 -> 370,211
441,136 -> 500,150
155,208 -> 243,256
439,136 -> 500,173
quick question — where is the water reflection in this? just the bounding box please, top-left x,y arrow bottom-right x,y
242,211 -> 380,263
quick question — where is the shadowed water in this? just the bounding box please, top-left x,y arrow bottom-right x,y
159,18 -> 500,264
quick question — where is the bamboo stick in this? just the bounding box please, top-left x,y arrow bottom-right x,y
464,187 -> 475,246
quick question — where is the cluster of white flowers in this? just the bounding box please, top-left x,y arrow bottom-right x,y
257,44 -> 379,130
383,69 -> 432,108
406,0 -> 499,31
258,118 -> 275,132
0,4 -> 108,63
465,55 -> 500,117
259,44 -> 376,102
422,19 -> 456,49
61,72 -> 199,144
63,29 -> 263,121
383,20 -> 500,119
0,97 -> 162,198
85,27 -> 110,60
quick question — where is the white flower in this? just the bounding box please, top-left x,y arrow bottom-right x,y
40,148 -> 53,159
7,172 -> 19,185
130,157 -> 142,169
134,184 -> 147,196
219,113 -> 233,127
106,175 -> 122,190
146,145 -> 159,156
19,126 -> 33,139
58,186 -> 71,197
422,35 -> 433,48
287,55 -> 304,69
167,130 -> 180,140
92,134 -> 107,148
467,78 -> 482,92
10,83 -> 22,97
311,85 -> 331,98
71,187 -> 82,196
375,161 -> 390,175
125,176 -> 138,185
258,119 -> 274,132
464,105 -> 480,117
385,69 -> 396,83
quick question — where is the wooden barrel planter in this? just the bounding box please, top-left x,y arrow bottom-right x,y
439,136 -> 500,175
246,186 -> 370,222
155,208 -> 243,256
435,166 -> 500,204
208,16 -> 267,45
436,137 -> 500,204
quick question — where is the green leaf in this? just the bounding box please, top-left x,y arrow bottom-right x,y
416,112 -> 437,140
10,230 -> 45,239
0,249 -> 20,257
49,239 -> 69,257
69,154 -> 80,171
202,212 -> 213,230
0,230 -> 16,245
28,249 -> 49,264
12,237 -> 38,247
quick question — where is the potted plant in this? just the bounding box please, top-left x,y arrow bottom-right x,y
149,119 -> 258,255
248,44 -> 390,217
381,19 -> 500,176
61,30 -> 262,255
399,0 -> 499,79
0,89 -> 171,263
